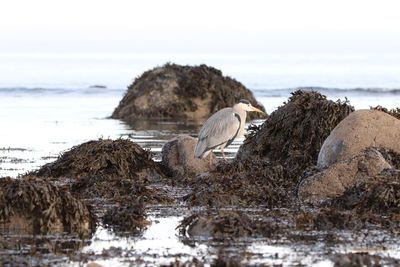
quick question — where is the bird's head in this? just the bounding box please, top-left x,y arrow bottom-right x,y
236,99 -> 265,114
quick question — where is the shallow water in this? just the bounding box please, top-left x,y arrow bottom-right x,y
1,88 -> 400,266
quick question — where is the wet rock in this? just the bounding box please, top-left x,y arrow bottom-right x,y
0,176 -> 95,235
318,109 -> 400,168
238,90 -> 354,175
161,135 -> 216,178
34,139 -> 171,203
298,148 -> 392,205
111,63 -> 265,121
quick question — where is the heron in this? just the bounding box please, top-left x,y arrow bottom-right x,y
194,99 -> 265,164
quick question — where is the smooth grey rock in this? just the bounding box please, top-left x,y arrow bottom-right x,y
318,109 -> 400,168
161,135 -> 216,177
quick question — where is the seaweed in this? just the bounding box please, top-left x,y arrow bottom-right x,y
35,139 -> 162,182
184,158 -> 290,207
332,169 -> 400,214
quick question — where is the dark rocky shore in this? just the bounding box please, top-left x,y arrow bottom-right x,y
1,65 -> 400,266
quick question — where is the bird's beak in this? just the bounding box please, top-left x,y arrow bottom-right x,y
250,106 -> 266,115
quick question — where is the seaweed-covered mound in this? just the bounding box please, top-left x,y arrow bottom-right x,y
0,176 -> 94,235
36,139 -> 162,181
111,63 -> 265,121
34,139 -> 171,203
237,90 -> 354,174
184,159 -> 289,207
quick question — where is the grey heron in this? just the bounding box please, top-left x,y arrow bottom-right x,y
194,99 -> 265,164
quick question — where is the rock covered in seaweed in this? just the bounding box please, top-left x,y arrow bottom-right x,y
36,139 -> 162,182
317,109 -> 400,168
161,135 -> 216,178
237,90 -> 354,174
34,139 -> 171,203
111,63 -> 265,121
0,176 -> 95,235
298,148 -> 392,205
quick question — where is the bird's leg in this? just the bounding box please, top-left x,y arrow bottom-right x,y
209,153 -> 213,167
221,147 -> 226,160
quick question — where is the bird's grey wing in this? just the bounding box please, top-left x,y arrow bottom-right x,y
196,108 -> 241,156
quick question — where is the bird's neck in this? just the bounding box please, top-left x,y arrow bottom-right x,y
232,105 -> 247,129
233,105 -> 247,118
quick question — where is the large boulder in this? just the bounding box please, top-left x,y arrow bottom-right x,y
161,135 -> 216,178
111,63 -> 265,121
318,109 -> 400,168
298,148 -> 392,205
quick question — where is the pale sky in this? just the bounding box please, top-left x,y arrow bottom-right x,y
1,0 -> 400,54
1,0 -> 400,89
2,0 -> 400,32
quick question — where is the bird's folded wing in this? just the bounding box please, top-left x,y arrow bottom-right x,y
198,108 -> 241,149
